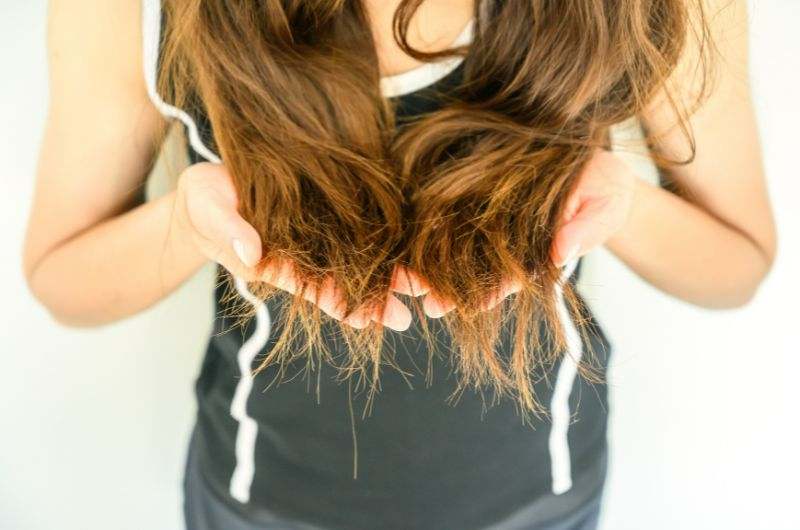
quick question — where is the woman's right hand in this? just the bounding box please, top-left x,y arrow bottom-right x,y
173,163 -> 418,331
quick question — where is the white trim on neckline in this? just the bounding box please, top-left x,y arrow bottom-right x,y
379,18 -> 475,98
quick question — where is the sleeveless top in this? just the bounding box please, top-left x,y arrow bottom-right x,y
142,2 -> 613,528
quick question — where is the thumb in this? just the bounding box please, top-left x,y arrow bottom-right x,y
231,235 -> 261,269
551,224 -> 583,268
197,201 -> 261,274
229,216 -> 262,268
552,199 -> 612,266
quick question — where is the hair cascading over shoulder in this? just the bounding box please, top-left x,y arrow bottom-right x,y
159,0 -> 712,417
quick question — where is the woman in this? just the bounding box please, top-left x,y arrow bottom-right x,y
24,0 -> 775,529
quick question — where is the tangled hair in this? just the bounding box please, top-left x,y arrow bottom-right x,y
159,0 -> 713,416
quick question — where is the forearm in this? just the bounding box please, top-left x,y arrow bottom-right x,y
605,177 -> 773,309
26,191 -> 208,326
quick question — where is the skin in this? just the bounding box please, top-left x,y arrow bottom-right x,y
23,0 -> 775,332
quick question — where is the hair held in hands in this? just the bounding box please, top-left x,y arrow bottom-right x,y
159,0 -> 713,415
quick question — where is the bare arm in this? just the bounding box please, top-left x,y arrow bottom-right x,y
605,0 -> 776,308
23,0 -> 422,331
382,0 -> 777,318
23,0 -> 207,326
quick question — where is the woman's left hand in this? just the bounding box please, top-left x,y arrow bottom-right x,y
550,148 -> 637,267
410,148 -> 638,319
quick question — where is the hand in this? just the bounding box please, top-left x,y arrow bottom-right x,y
550,148 -> 636,266
410,149 -> 637,319
172,162 -> 417,331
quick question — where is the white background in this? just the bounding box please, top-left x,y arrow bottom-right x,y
1,1 -> 798,529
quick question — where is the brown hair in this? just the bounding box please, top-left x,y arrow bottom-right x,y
159,0 -> 712,417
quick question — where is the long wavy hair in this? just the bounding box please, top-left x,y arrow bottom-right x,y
159,0 -> 713,416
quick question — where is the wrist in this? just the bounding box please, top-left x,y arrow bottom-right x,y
163,189 -> 209,272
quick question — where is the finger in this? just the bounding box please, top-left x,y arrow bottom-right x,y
188,190 -> 263,272
208,213 -> 262,278
372,294 -> 412,331
423,293 -> 456,319
560,190 -> 583,224
342,303 -> 373,329
181,163 -> 240,205
551,197 -> 615,267
258,261 -> 341,320
302,277 -> 348,321
480,279 -> 523,311
259,259 -> 301,292
259,263 -> 369,327
231,236 -> 261,270
390,266 -> 431,296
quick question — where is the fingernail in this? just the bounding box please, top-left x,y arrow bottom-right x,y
232,238 -> 253,267
345,315 -> 370,329
561,244 -> 580,267
425,300 -> 444,319
345,307 -> 372,329
425,296 -> 453,319
387,311 -> 412,332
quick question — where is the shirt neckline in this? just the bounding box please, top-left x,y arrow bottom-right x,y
379,18 -> 475,98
